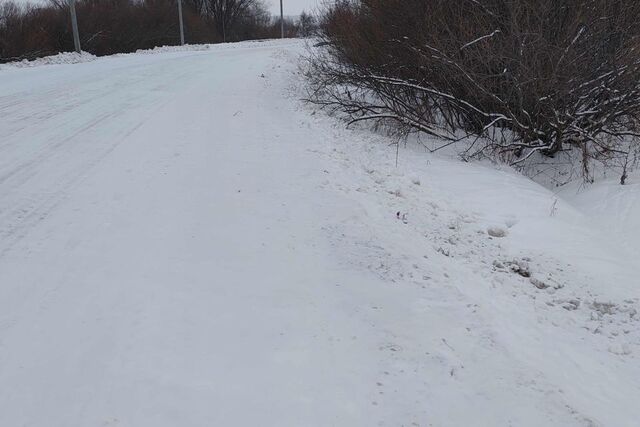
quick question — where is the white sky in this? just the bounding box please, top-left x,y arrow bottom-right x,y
11,0 -> 321,15
267,0 -> 320,16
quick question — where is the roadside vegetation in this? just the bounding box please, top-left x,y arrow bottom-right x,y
305,0 -> 640,184
0,0 -> 316,62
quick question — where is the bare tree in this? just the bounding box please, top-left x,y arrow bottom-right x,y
205,0 -> 263,42
1,0 -> 279,63
298,10 -> 316,38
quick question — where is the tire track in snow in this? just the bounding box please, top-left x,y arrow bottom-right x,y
0,57 -> 206,256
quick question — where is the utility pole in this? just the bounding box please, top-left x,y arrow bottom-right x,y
280,0 -> 284,39
69,0 -> 81,53
177,0 -> 185,46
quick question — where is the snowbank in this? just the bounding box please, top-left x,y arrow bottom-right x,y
560,175 -> 640,259
0,38 -> 294,71
292,44 -> 640,424
0,51 -> 97,70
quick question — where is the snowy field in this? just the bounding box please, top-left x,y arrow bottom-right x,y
0,40 -> 639,426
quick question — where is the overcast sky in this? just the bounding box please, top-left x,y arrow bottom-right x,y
267,0 -> 320,16
13,0 -> 321,16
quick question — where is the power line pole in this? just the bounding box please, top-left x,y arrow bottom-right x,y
177,0 -> 185,45
69,0 -> 81,53
280,0 -> 284,39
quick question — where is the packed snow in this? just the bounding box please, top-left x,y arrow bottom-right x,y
0,39 -> 638,426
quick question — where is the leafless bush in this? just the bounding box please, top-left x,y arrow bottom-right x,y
0,0 -> 292,62
298,11 -> 316,38
0,1 -> 67,61
306,0 -> 640,183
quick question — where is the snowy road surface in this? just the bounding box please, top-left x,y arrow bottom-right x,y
0,40 -> 639,426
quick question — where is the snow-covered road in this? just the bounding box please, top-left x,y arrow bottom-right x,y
0,41 -> 380,426
1,41 -> 639,426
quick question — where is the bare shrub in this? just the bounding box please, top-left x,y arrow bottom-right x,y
306,0 -> 640,183
298,11 -> 316,38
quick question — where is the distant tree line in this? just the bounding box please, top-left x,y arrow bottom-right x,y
0,0 -> 317,62
306,0 -> 640,184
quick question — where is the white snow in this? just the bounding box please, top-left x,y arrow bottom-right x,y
0,51 -> 97,70
0,39 -> 638,426
559,177 -> 640,261
0,39 -> 282,71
